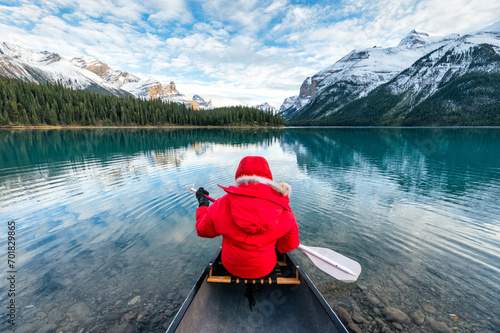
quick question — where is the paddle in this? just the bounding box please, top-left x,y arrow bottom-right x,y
298,244 -> 361,283
187,184 -> 362,283
188,184 -> 216,202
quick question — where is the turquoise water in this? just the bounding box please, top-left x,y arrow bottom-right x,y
0,128 -> 499,332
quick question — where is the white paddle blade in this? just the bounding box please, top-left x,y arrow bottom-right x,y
298,244 -> 361,283
188,184 -> 195,194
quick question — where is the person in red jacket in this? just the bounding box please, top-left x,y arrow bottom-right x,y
195,156 -> 300,279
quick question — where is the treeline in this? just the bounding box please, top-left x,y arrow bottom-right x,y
0,78 -> 283,127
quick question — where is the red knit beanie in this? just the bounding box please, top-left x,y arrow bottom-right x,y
235,156 -> 273,180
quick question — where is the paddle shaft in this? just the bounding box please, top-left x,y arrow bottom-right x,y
188,184 -> 216,202
200,192 -> 216,202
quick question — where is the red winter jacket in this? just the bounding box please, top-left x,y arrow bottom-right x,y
196,156 -> 299,279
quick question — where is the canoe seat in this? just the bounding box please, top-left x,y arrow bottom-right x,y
207,251 -> 300,285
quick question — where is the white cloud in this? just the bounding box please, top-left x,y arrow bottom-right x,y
410,0 -> 500,34
146,0 -> 194,25
1,0 -> 499,109
0,3 -> 47,24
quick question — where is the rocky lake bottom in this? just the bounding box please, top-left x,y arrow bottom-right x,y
4,247 -> 499,333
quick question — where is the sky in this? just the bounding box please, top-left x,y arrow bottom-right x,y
1,0 -> 499,109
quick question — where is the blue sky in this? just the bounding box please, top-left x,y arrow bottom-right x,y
1,0 -> 499,108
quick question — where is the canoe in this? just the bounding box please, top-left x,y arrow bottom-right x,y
166,246 -> 348,333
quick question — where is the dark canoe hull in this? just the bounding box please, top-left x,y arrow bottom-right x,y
166,247 -> 348,333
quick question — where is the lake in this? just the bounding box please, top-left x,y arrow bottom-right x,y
1,128 -> 499,332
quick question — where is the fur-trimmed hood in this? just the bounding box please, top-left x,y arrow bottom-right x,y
235,175 -> 291,196
220,155 -> 292,235
219,177 -> 292,235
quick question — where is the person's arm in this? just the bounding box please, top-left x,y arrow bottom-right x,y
194,187 -> 219,238
276,213 -> 300,253
195,204 -> 219,238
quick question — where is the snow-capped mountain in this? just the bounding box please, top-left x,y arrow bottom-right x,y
256,102 -> 278,113
281,21 -> 500,124
0,42 -> 129,96
279,96 -> 297,113
70,56 -> 142,93
0,43 -> 213,110
193,94 -> 215,110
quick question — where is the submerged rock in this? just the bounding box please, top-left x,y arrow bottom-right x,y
127,296 -> 141,306
67,302 -> 91,322
121,312 -> 134,323
391,322 -> 403,330
426,317 -> 452,333
347,321 -> 363,333
375,317 -> 385,326
382,307 -> 411,324
337,307 -> 352,324
104,312 -> 124,322
88,323 -> 107,332
83,317 -> 97,328
424,305 -> 437,314
409,309 -> 425,325
152,313 -> 164,323
352,311 -> 365,324
357,283 -> 368,292
367,293 -> 383,307
137,310 -> 149,323
107,323 -> 134,333
47,307 -> 64,324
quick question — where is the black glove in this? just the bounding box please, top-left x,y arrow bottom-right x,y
196,187 -> 210,207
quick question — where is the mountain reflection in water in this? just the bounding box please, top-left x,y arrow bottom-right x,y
1,128 -> 499,332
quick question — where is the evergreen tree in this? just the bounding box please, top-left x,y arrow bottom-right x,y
0,78 -> 284,127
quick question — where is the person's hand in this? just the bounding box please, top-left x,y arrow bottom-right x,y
196,187 -> 210,207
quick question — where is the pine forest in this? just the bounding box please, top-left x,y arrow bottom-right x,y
0,78 -> 284,127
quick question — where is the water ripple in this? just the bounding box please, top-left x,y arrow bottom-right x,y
1,128 -> 500,332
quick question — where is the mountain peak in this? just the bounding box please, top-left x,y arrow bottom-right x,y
72,56 -> 112,77
0,42 -> 29,57
193,95 -> 215,110
398,29 -> 434,48
72,56 -> 104,67
256,102 -> 277,113
0,42 -> 61,64
164,81 -> 178,94
279,96 -> 298,113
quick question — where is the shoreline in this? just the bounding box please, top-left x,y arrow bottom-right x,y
2,125 -> 500,130
0,125 -> 284,130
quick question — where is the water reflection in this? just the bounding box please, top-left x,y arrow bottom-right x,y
282,128 -> 500,195
0,128 -> 499,332
0,128 -> 284,171
280,128 -> 500,331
